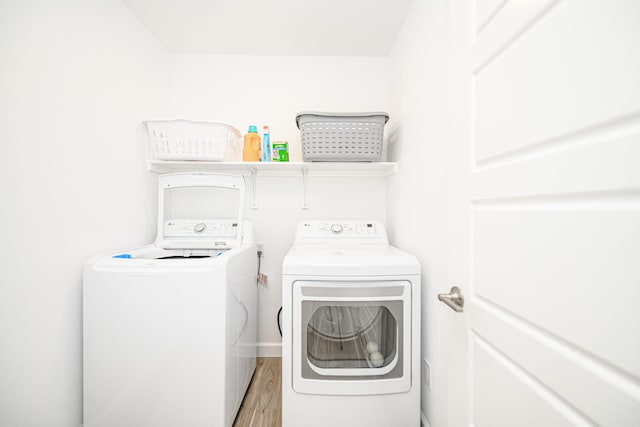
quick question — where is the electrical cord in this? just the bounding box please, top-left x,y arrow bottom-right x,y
256,250 -> 262,285
277,306 -> 283,337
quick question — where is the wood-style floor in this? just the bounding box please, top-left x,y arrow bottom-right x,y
233,357 -> 282,427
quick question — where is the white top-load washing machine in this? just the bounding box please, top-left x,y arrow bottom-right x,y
83,173 -> 257,427
282,221 -> 421,427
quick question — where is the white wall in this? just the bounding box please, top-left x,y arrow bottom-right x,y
387,0 -> 450,426
171,55 -> 389,161
0,1 -> 170,426
170,55 -> 390,354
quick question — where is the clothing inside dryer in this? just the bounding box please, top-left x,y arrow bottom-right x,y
306,304 -> 398,369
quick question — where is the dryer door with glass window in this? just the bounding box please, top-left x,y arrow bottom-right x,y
292,280 -> 411,395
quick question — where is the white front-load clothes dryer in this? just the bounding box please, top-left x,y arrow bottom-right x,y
83,173 -> 257,427
282,221 -> 421,427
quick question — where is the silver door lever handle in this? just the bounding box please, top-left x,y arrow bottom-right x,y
438,286 -> 464,312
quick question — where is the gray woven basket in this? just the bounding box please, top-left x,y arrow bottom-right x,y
296,112 -> 389,162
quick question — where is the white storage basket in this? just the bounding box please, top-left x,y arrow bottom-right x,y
144,119 -> 242,161
296,111 -> 389,162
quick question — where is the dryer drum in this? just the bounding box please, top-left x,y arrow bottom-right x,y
306,305 -> 397,369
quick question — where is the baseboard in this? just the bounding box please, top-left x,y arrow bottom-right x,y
421,412 -> 431,427
257,342 -> 282,357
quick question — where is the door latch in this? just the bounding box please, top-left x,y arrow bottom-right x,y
438,286 -> 464,312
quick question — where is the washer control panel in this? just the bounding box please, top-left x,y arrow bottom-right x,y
164,219 -> 237,238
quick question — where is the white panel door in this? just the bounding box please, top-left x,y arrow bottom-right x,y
446,0 -> 640,426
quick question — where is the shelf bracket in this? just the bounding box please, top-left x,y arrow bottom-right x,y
301,167 -> 309,210
249,169 -> 258,210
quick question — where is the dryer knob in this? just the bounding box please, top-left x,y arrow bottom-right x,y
330,224 -> 343,235
194,222 -> 207,234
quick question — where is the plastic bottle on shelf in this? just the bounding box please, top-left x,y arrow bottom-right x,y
261,125 -> 271,162
243,125 -> 261,162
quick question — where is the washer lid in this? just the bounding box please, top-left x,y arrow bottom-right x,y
155,173 -> 245,250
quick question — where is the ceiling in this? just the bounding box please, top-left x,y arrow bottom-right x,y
121,0 -> 413,56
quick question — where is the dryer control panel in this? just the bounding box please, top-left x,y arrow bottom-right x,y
295,221 -> 389,245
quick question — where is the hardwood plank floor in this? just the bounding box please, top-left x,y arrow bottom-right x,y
233,357 -> 282,427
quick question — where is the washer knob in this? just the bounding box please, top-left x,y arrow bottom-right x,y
194,222 -> 207,234
330,224 -> 343,234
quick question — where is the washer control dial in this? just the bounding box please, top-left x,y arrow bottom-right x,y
330,223 -> 343,235
194,222 -> 207,234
